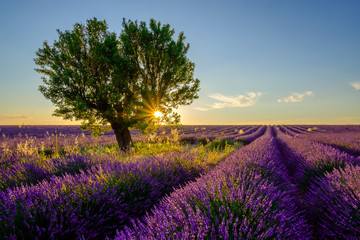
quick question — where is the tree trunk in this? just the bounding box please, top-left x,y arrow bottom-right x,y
111,122 -> 132,152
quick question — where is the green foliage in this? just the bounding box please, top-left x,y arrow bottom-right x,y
235,138 -> 250,145
81,141 -> 183,157
179,137 -> 196,145
197,137 -> 209,146
299,160 -> 347,191
80,123 -> 111,138
34,17 -> 200,150
132,142 -> 183,156
120,18 -> 200,134
207,139 -> 234,151
35,19 -> 126,126
196,143 -> 235,167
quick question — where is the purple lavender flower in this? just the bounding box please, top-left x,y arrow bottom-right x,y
1,151 -> 208,239
306,164 -> 360,238
115,130 -> 311,239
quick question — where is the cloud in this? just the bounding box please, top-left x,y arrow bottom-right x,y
194,92 -> 262,111
0,114 -> 29,119
193,107 -> 211,111
349,82 -> 360,90
277,91 -> 314,103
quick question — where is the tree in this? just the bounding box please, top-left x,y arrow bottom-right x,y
34,18 -> 200,151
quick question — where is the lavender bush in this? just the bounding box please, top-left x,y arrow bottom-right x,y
306,164 -> 360,238
303,131 -> 360,156
116,128 -> 311,239
275,127 -> 360,238
1,151 -> 210,239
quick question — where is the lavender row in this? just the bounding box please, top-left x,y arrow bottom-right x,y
178,125 -> 247,135
178,125 -> 261,144
283,125 -> 305,134
302,131 -> 360,156
0,154 -> 92,191
211,125 -> 255,139
115,127 -> 311,239
276,125 -> 302,137
276,128 -> 360,177
0,151 -> 210,239
289,125 -> 322,133
311,125 -> 360,133
275,125 -> 293,136
0,152 -> 143,192
236,125 -> 267,142
275,128 -> 360,238
306,164 -> 360,238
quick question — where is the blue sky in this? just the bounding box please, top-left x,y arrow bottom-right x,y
0,0 -> 359,125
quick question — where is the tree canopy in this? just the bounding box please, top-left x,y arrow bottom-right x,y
34,18 -> 200,151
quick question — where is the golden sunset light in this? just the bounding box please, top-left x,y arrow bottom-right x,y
154,111 -> 163,118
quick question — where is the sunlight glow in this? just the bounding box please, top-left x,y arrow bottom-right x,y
154,111 -> 163,118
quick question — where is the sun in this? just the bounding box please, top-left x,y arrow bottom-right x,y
154,111 -> 163,118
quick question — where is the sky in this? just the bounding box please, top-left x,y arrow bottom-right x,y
0,0 -> 360,125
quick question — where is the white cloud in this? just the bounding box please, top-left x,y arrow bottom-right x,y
277,91 -> 314,103
194,92 -> 262,111
193,107 -> 211,111
349,82 -> 360,90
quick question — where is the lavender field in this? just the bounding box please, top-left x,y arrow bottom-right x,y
1,125 -> 360,239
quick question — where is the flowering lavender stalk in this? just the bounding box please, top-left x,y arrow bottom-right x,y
276,129 -> 360,178
276,125 -> 291,136
286,125 -> 307,133
282,125 -> 305,135
0,154 -> 91,191
115,129 -> 311,239
1,151 -> 208,239
233,125 -> 266,143
277,125 -> 303,137
306,164 -> 360,238
179,126 -> 260,144
275,127 -> 358,197
302,131 -> 360,156
275,127 -> 360,238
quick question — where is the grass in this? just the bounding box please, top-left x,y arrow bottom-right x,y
195,139 -> 246,167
